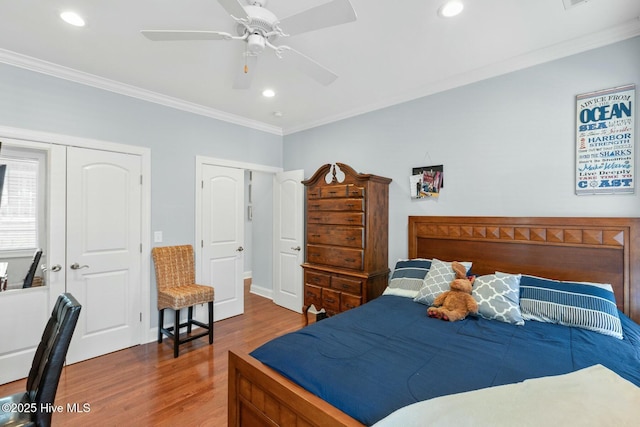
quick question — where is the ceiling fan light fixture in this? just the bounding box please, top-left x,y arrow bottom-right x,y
60,11 -> 85,27
438,1 -> 464,18
262,89 -> 276,98
247,33 -> 266,54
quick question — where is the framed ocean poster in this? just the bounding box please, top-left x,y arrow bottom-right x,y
575,84 -> 634,195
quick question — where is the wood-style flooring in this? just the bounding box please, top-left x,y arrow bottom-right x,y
0,285 -> 312,426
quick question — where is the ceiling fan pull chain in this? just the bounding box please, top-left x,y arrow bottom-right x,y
244,45 -> 249,73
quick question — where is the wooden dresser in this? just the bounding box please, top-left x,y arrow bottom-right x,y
302,163 -> 392,323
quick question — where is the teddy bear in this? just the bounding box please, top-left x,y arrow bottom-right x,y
427,261 -> 478,322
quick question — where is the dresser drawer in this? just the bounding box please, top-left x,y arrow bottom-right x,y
307,224 -> 364,248
307,188 -> 322,199
307,198 -> 364,212
331,275 -> 362,295
322,288 -> 341,313
307,212 -> 364,226
340,293 -> 362,311
304,285 -> 322,308
305,270 -> 330,288
320,185 -> 348,198
307,245 -> 364,270
347,185 -> 365,198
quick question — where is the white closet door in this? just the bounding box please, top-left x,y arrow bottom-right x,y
0,140 -> 64,384
65,147 -> 142,363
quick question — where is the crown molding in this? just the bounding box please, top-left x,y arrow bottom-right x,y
1,16 -> 638,138
0,49 -> 283,136
282,17 -> 640,135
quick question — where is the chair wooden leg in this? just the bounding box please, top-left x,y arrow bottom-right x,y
174,308 -> 180,358
187,306 -> 193,333
208,301 -> 214,344
158,309 -> 164,343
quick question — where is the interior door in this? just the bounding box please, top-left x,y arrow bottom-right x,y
201,164 -> 244,321
272,170 -> 304,312
0,140 -> 65,385
65,147 -> 142,363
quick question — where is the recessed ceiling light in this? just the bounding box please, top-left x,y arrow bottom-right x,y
262,89 -> 275,98
60,11 -> 85,27
273,111 -> 283,118
438,1 -> 464,18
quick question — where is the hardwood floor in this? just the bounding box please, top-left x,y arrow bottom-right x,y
0,285 -> 312,426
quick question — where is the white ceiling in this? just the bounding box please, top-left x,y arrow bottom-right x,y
0,0 -> 639,135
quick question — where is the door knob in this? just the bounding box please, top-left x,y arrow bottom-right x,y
236,246 -> 244,252
70,263 -> 89,270
291,246 -> 301,251
41,264 -> 62,272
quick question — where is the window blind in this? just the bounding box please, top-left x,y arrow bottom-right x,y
0,156 -> 39,251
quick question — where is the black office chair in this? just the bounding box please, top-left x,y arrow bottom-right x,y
0,293 -> 81,427
22,249 -> 43,288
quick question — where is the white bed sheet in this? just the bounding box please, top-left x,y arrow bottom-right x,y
373,364 -> 640,427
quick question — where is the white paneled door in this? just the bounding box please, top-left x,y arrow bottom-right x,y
201,165 -> 244,321
273,170 -> 304,313
65,147 -> 142,363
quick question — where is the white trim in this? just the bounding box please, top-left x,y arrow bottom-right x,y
196,155 -> 283,174
243,271 -> 252,280
250,283 -> 273,300
0,49 -> 283,137
0,125 -> 152,346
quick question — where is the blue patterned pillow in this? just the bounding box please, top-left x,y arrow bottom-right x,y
519,275 -> 623,339
383,259 -> 432,298
473,272 -> 524,325
413,259 -> 472,306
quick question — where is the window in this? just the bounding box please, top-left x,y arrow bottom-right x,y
0,148 -> 46,252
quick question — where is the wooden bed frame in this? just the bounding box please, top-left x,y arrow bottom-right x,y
229,216 -> 640,427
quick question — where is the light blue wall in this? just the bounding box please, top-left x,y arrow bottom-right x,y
1,35 -> 639,300
284,36 -> 640,266
0,63 -> 282,249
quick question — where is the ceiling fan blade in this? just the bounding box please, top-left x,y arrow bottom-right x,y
233,54 -> 258,90
279,47 -> 337,86
217,0 -> 248,19
279,0 -> 357,36
141,30 -> 232,41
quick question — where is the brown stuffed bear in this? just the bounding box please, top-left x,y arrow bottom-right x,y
427,261 -> 478,322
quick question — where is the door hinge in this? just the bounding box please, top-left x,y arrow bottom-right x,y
201,180 -> 204,189
140,243 -> 142,253
201,240 -> 204,248
140,312 -> 142,322
140,175 -> 143,185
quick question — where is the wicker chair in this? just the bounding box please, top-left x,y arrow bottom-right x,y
152,245 -> 214,358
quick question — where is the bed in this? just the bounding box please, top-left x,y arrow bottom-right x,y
228,216 -> 640,426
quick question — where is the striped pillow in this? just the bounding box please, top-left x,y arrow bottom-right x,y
383,259 -> 432,298
519,275 -> 623,339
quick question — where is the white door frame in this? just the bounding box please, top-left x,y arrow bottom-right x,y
195,156 -> 282,295
0,125 -> 152,343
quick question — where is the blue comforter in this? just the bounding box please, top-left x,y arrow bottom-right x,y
251,295 -> 640,426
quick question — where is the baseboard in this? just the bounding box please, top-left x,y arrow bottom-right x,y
250,283 -> 273,299
145,327 -> 158,344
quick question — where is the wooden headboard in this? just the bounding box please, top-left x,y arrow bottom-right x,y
408,216 -> 640,323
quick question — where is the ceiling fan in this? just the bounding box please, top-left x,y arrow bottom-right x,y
141,0 -> 357,89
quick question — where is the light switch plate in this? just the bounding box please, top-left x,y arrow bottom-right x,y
154,231 -> 163,243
